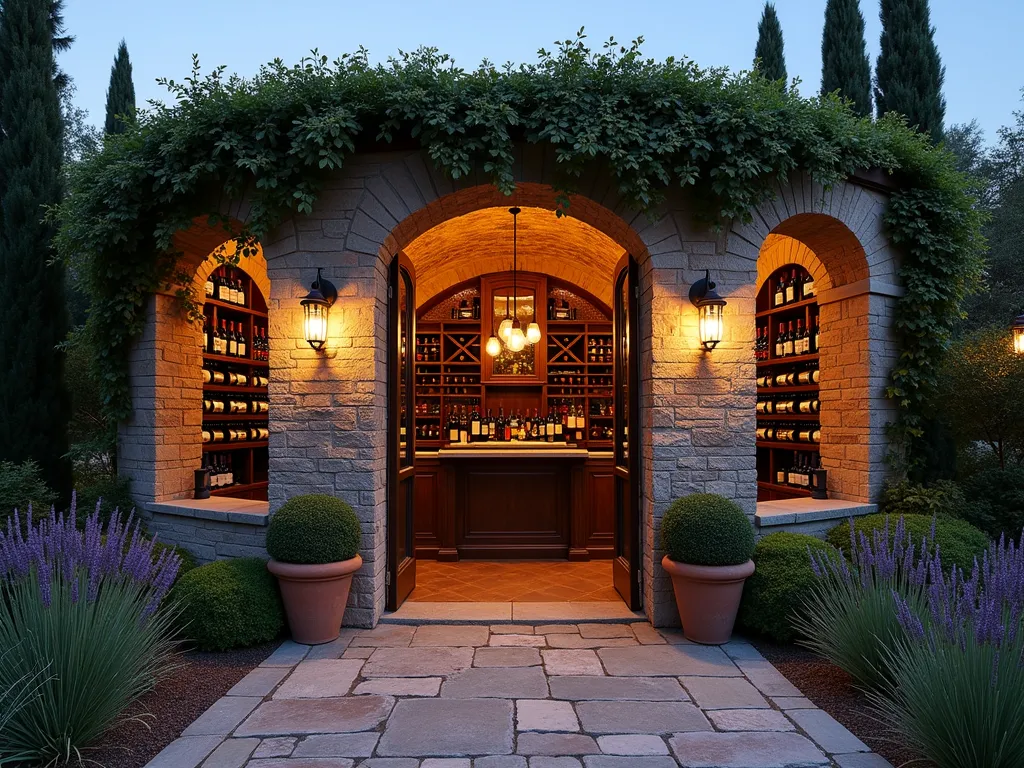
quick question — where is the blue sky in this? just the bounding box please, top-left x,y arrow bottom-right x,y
63,0 -> 1021,144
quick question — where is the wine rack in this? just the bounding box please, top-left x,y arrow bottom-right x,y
200,265 -> 270,500
413,277 -> 614,450
755,264 -> 822,501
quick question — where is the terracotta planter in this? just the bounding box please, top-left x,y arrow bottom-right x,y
662,555 -> 755,645
268,555 -> 362,645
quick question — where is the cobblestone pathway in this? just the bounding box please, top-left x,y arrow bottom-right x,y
145,623 -> 892,768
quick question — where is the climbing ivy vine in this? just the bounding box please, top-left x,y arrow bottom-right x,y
55,34 -> 985,471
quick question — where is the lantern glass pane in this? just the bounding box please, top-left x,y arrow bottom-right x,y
1014,325 -> 1024,356
699,303 -> 724,349
304,303 -> 329,348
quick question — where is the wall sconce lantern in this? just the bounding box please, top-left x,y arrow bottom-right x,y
688,270 -> 727,351
300,267 -> 337,351
1014,313 -> 1024,356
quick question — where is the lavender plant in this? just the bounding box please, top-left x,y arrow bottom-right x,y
871,534 -> 1024,767
0,497 -> 181,765
794,515 -> 934,690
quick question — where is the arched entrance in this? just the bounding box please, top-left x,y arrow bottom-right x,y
382,200 -> 645,613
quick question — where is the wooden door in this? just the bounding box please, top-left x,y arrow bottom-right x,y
387,254 -> 417,610
612,255 -> 641,609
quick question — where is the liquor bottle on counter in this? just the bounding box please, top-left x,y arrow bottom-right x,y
459,408 -> 469,444
470,408 -> 481,442
447,409 -> 459,444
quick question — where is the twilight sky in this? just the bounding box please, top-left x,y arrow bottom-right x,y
62,0 -> 1021,144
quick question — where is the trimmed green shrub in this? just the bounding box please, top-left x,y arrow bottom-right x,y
660,493 -> 755,567
266,494 -> 362,565
170,558 -> 283,651
877,479 -> 968,520
958,466 -> 1024,540
737,533 -> 838,644
0,460 -> 57,519
74,474 -> 136,527
827,513 -> 988,573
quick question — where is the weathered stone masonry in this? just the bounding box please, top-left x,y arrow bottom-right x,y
120,147 -> 901,628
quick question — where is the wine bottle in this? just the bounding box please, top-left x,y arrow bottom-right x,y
237,324 -> 247,359
794,320 -> 805,355
784,321 -> 795,356
775,324 -> 785,358
803,270 -> 815,298
812,316 -> 820,352
785,268 -> 798,303
470,408 -> 481,442
773,278 -> 785,307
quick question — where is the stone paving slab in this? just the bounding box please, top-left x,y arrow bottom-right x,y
362,647 -> 474,677
291,733 -> 379,758
598,645 -> 742,677
548,676 -> 688,701
183,697 -> 262,737
150,622 -> 894,768
474,647 -> 543,667
440,667 -> 549,698
377,698 -> 514,756
274,660 -> 365,699
145,735 -> 223,768
576,701 -> 711,734
670,731 -> 829,767
235,696 -> 394,736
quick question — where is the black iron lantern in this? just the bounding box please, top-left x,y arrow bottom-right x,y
300,268 -> 338,351
688,270 -> 727,351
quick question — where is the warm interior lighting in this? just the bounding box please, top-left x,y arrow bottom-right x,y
688,270 -> 727,351
300,268 -> 337,351
486,335 -> 502,357
526,322 -> 542,345
508,324 -> 526,352
1014,314 -> 1024,356
499,316 -> 514,340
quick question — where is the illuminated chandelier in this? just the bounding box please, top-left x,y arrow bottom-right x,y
487,207 -> 541,356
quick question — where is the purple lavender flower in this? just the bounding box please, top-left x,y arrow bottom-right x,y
0,495 -> 181,617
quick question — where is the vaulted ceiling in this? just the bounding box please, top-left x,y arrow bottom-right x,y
404,206 -> 626,308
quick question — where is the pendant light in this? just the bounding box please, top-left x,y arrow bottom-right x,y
506,207 -> 528,352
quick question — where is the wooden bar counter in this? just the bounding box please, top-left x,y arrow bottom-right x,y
414,444 -> 614,562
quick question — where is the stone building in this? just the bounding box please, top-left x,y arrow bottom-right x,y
121,148 -> 896,627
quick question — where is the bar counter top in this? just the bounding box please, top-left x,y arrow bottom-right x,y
437,444 -> 589,459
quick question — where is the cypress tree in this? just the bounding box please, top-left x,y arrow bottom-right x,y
754,2 -> 788,85
821,0 -> 872,117
104,40 -> 135,135
875,0 -> 946,143
0,0 -> 73,499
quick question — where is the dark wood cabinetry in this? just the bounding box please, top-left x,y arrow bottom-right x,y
755,265 -> 822,501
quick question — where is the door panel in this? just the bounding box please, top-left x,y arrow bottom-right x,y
388,255 -> 417,610
612,255 -> 641,609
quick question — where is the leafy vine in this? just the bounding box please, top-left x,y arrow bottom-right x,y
56,34 -> 984,470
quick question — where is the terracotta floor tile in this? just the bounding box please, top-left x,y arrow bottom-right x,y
407,560 -> 619,602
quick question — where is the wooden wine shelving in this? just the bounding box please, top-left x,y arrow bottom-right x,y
201,265 -> 270,501
756,264 -> 823,502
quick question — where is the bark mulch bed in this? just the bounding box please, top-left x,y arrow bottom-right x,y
74,642 -> 276,768
754,640 -> 930,768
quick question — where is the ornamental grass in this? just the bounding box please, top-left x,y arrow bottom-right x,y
795,515 -> 932,690
867,533 -> 1024,767
0,497 -> 182,766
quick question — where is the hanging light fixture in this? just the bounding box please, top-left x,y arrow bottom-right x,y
300,267 -> 338,351
688,270 -> 727,351
506,207 -> 528,351
1013,313 -> 1024,356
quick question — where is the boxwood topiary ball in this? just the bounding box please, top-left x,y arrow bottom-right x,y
660,493 -> 755,566
266,494 -> 362,565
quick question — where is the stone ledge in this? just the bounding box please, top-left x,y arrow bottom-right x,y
146,498 -> 270,527
755,498 -> 877,528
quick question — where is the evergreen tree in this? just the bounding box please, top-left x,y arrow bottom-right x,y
103,40 -> 135,135
0,0 -> 73,499
821,0 -> 872,117
875,0 -> 946,143
754,2 -> 787,85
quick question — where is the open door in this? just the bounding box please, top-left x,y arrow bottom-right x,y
387,254 -> 416,610
612,254 -> 641,610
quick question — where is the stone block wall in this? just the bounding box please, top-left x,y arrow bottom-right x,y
120,151 -> 902,629
142,504 -> 268,564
